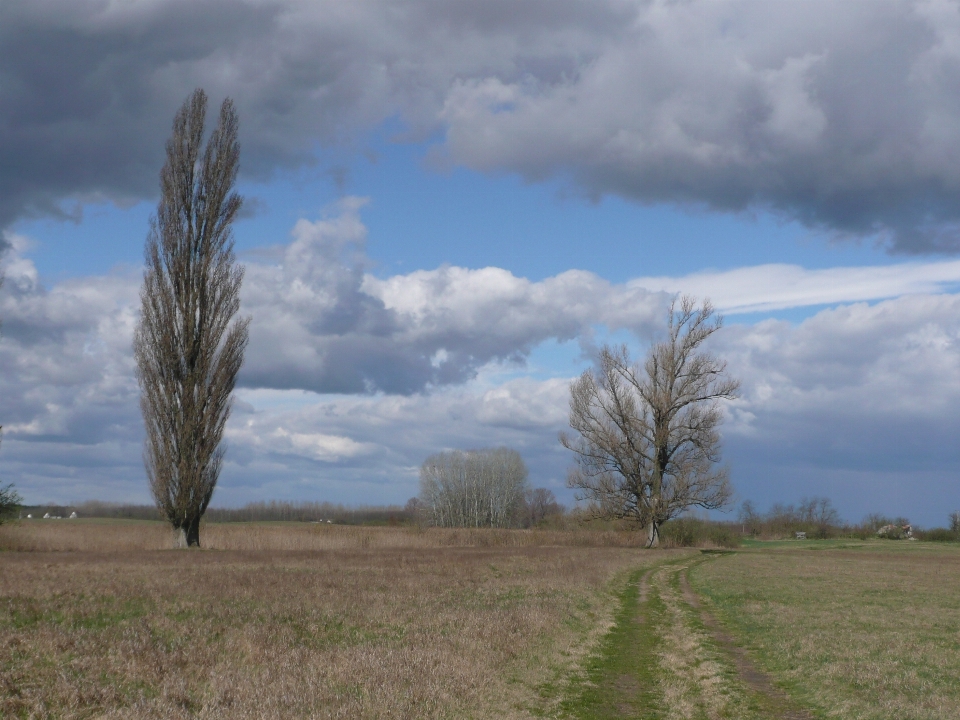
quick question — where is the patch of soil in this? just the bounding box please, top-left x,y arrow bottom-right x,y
615,672 -> 640,714
639,569 -> 651,602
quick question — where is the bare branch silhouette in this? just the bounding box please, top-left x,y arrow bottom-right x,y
561,296 -> 739,547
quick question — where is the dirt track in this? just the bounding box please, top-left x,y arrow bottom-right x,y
577,553 -> 816,719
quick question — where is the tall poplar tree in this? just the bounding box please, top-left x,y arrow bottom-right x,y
134,89 -> 249,548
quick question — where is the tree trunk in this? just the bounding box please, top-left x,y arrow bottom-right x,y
186,515 -> 201,547
174,526 -> 188,548
644,521 -> 660,549
173,517 -> 201,548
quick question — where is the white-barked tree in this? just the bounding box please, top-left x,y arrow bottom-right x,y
419,447 -> 529,528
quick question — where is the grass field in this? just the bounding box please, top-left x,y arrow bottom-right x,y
0,520 -> 669,719
561,552 -> 811,720
4,523 -> 960,719
0,518 -> 654,553
691,540 -> 960,720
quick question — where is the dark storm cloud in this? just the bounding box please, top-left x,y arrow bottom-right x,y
10,1 -> 960,252
0,0 -> 283,223
438,0 -> 960,252
0,0 -> 626,225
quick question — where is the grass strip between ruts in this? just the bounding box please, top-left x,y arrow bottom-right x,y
560,563 -> 666,719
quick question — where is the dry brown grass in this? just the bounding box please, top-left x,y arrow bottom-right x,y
0,518 -> 652,553
0,519 -> 171,552
653,562 -> 734,720
0,521 -> 659,719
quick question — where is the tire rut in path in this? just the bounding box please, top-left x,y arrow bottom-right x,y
678,562 -> 815,720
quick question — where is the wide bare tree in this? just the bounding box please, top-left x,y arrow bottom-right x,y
134,89 -> 250,548
561,296 -> 739,547
419,447 -> 528,528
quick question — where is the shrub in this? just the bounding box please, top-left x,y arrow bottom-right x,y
847,526 -> 874,540
0,484 -> 22,525
661,517 -> 701,547
918,528 -> 959,542
660,517 -> 740,548
708,524 -> 741,548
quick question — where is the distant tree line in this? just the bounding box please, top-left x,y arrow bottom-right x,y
733,498 -> 960,542
15,495 -> 569,529
204,501 -> 409,525
21,500 -> 412,525
16,494 -> 570,529
14,493 -> 960,545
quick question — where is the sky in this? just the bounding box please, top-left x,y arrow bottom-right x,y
2,0 -> 960,527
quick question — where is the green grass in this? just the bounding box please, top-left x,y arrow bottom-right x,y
560,553 -> 795,720
691,541 -> 960,719
560,566 -> 663,719
7,524 -> 957,719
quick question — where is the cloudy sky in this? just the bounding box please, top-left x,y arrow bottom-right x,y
3,0 -> 960,526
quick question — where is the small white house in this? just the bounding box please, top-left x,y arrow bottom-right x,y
69,511 -> 78,519
43,513 -> 50,519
